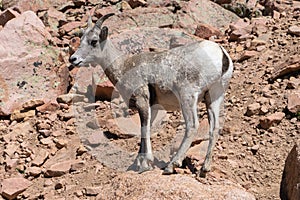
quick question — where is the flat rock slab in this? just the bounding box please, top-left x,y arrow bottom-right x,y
96,170 -> 255,200
1,177 -> 32,200
0,11 -> 69,116
45,160 -> 78,177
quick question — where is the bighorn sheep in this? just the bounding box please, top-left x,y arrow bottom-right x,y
69,13 -> 233,177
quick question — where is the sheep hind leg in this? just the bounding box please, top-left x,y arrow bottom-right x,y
200,89 -> 224,178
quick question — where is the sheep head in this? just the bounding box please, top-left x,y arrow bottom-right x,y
69,13 -> 115,67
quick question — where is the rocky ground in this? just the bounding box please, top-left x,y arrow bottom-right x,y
0,0 -> 300,199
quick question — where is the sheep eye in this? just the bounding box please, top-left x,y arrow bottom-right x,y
91,40 -> 98,47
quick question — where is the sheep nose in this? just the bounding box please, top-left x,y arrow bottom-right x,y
69,56 -> 77,64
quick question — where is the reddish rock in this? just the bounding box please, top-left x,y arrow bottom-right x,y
45,7 -> 67,38
260,112 -> 285,129
0,8 -> 20,26
229,29 -> 251,42
43,147 -> 77,169
260,105 -> 269,115
288,25 -> 300,37
10,110 -> 36,121
238,51 -> 258,62
54,138 -> 68,149
128,0 -> 147,8
31,148 -> 49,167
1,177 -> 32,200
194,23 -> 222,39
5,158 -> 19,171
246,0 -> 257,8
22,99 -> 45,110
175,12 -> 197,34
246,103 -> 261,116
126,7 -> 175,28
280,140 -> 300,200
287,77 -> 300,89
93,73 -> 116,100
70,161 -> 85,172
273,10 -> 280,20
46,7 -> 67,23
36,102 -> 60,113
287,91 -> 300,114
94,6 -> 120,19
70,65 -> 103,96
229,19 -> 251,32
60,21 -> 84,34
85,186 -> 102,196
121,1 -> 132,11
73,0 -> 86,7
76,145 -> 88,156
86,131 -> 106,146
45,160 -> 76,177
293,1 -> 300,11
26,166 -> 42,177
106,115 -> 140,138
187,141 -> 209,162
228,19 -> 252,41
57,94 -> 85,105
251,18 -> 270,35
271,63 -> 300,81
251,34 -> 269,48
0,11 -> 69,116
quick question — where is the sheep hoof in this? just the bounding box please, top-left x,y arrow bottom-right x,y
199,167 -> 210,178
135,153 -> 154,173
162,164 -> 174,175
199,170 -> 207,178
138,166 -> 153,174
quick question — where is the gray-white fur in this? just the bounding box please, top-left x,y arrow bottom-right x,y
69,13 -> 233,177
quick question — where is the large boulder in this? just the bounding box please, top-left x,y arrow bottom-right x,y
96,170 -> 255,200
175,0 -> 240,33
280,140 -> 300,200
0,11 -> 69,116
1,0 -> 69,12
97,0 -> 239,35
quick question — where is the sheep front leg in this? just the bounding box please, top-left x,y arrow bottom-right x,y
135,92 -> 154,173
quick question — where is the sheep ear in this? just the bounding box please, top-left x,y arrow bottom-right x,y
87,15 -> 93,29
100,26 -> 108,41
